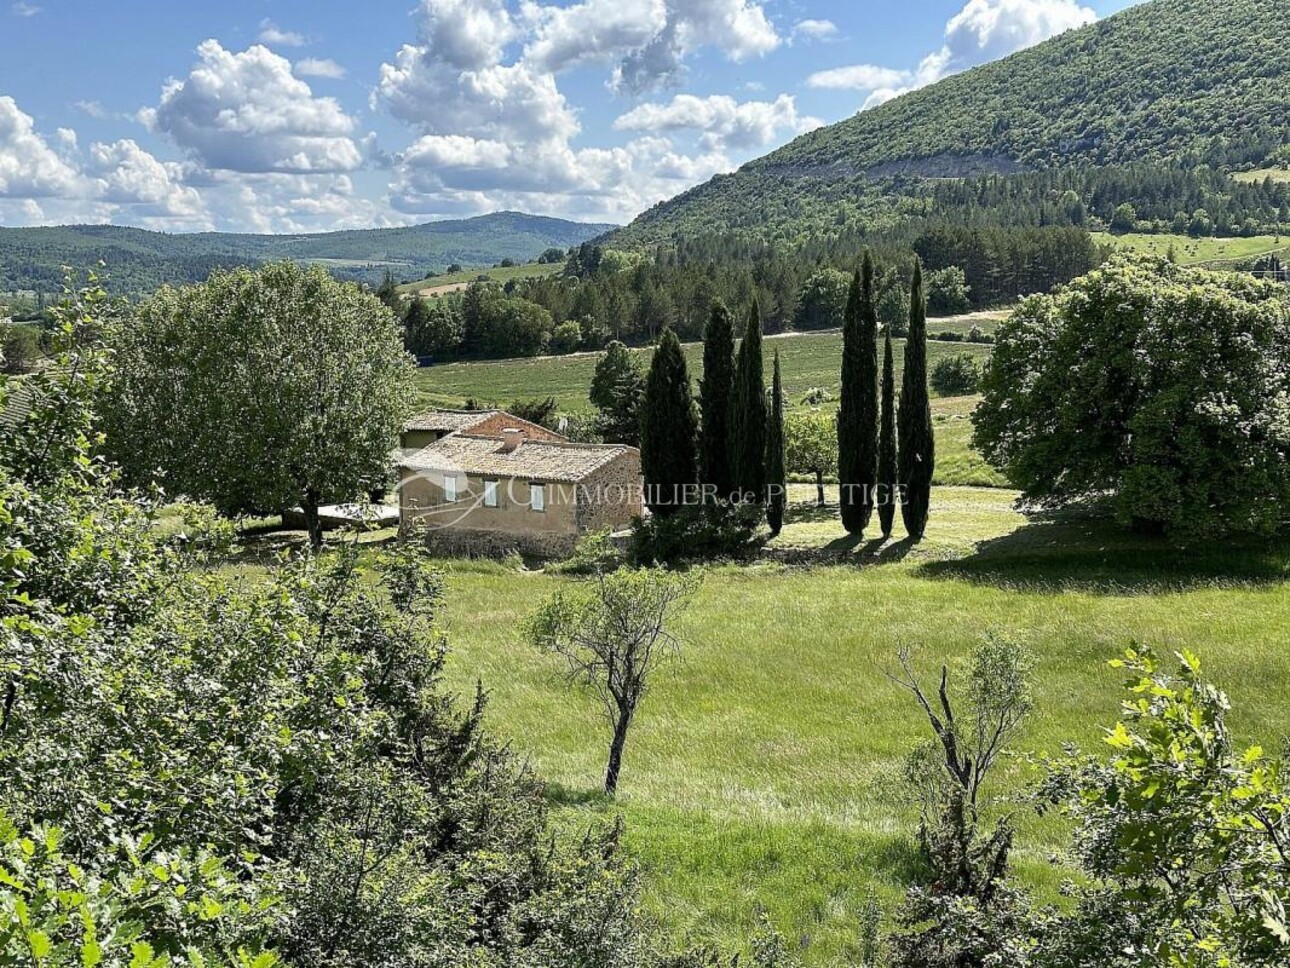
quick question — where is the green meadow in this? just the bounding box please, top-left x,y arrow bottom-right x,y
1093,231 -> 1289,265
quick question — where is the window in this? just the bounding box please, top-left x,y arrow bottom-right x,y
443,475 -> 457,502
530,483 -> 546,512
483,479 -> 498,508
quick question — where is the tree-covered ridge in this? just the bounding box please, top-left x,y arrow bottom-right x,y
609,0 -> 1290,248
0,212 -> 615,295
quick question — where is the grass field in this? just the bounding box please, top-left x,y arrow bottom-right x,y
397,260 -> 562,296
1093,231 -> 1289,265
429,486 -> 1290,964
1232,167 -> 1290,184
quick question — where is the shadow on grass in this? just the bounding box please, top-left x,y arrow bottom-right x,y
542,780 -> 614,809
918,507 -> 1290,595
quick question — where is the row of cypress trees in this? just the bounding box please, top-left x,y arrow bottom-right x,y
640,300 -> 788,534
838,253 -> 935,540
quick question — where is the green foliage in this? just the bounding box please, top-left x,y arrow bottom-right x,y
924,266 -> 971,317
730,302 -> 767,506
402,296 -> 462,358
100,262 -> 413,548
792,269 -> 849,331
589,340 -> 646,446
838,255 -> 879,535
628,504 -> 762,567
1037,648 -> 1290,968
0,323 -> 42,375
974,256 -> 1290,536
641,329 -> 699,516
784,409 -> 836,506
877,335 -> 897,538
897,264 -> 935,539
551,318 -> 584,353
699,302 -> 736,497
930,353 -> 981,396
766,351 -> 786,536
527,568 -> 699,795
1,282 -> 662,968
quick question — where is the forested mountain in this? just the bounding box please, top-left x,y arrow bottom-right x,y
0,212 -> 615,295
609,0 -> 1290,248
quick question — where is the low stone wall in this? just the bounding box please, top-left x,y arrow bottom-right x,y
403,524 -> 579,561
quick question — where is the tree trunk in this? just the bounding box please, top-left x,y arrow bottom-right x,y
604,709 -> 633,796
302,488 -> 324,551
815,469 -> 826,508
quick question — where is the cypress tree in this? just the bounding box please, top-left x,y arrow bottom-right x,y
700,300 -> 736,498
767,349 -> 786,536
640,328 -> 698,517
838,252 -> 879,535
897,261 -> 935,539
730,300 -> 767,505
878,331 -> 897,538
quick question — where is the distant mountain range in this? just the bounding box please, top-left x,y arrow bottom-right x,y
606,0 -> 1290,249
0,212 -> 616,295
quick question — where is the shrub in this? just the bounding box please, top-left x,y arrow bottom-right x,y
930,353 -> 981,395
974,256 -> 1290,536
0,322 -> 41,374
925,266 -> 971,316
552,318 -> 584,353
629,503 -> 761,566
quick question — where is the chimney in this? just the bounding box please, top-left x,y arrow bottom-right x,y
499,428 -> 523,453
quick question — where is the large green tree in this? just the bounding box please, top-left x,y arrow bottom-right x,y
878,332 -> 898,538
589,340 -> 645,446
767,349 -> 787,536
838,253 -> 879,535
699,300 -> 736,498
101,262 -> 413,549
730,300 -> 767,505
974,256 -> 1290,536
897,261 -> 935,539
640,328 -> 698,516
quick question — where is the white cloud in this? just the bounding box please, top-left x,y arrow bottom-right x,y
614,93 -> 821,152
792,19 -> 838,41
147,40 -> 364,174
74,100 -> 109,119
11,1 -> 40,17
812,0 -> 1095,109
611,0 -> 780,93
0,96 -> 84,198
87,139 -> 211,228
806,64 -> 909,91
521,0 -> 665,73
296,58 -> 347,79
258,19 -> 307,47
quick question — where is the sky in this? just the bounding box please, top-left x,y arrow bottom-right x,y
0,0 -> 1141,234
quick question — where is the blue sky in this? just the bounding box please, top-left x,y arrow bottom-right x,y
0,0 -> 1139,233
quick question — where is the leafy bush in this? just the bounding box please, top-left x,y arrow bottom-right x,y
930,353 -> 981,395
1,322 -> 42,374
925,266 -> 971,316
974,256 -> 1290,536
629,503 -> 761,566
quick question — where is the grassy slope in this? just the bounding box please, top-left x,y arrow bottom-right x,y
412,326 -> 1003,486
1093,231 -> 1290,265
396,260 -> 562,295
1234,168 -> 1290,184
438,487 -> 1290,964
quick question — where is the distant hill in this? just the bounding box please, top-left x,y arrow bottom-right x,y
0,212 -> 616,295
608,0 -> 1290,248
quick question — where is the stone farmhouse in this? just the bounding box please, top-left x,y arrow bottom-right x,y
397,409 -> 641,557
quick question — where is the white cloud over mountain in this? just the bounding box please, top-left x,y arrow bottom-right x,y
808,0 -> 1095,108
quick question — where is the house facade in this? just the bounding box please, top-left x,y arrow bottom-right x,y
397,410 -> 641,558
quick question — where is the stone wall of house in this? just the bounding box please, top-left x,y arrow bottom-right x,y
576,449 -> 642,533
399,468 -> 579,535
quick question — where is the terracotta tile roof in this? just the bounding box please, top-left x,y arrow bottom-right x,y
402,409 -> 498,433
399,434 -> 637,484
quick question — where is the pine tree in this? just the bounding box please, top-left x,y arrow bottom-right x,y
767,349 -> 787,536
640,328 -> 698,516
700,300 -> 736,498
838,252 -> 880,535
730,300 -> 767,506
878,331 -> 897,539
897,262 -> 935,539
